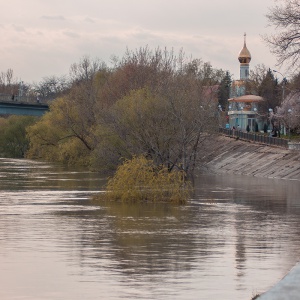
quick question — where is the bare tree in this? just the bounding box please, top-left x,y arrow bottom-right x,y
0,69 -> 14,86
27,49 -> 222,172
107,49 -> 220,175
69,56 -> 107,84
264,0 -> 300,72
33,75 -> 70,101
0,69 -> 19,95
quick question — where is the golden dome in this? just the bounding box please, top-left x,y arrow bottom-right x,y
238,33 -> 251,64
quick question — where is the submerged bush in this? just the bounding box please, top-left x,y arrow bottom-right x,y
95,156 -> 192,204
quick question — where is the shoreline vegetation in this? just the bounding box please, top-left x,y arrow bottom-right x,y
0,48 -> 299,207
7,49 -> 223,204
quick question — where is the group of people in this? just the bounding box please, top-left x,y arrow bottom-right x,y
231,124 -> 281,138
270,127 -> 280,138
11,94 -> 41,103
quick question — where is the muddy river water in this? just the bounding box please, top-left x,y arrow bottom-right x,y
0,158 -> 299,299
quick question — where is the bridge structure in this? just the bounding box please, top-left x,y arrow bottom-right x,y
0,94 -> 49,117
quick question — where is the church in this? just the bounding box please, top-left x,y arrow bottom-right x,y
227,34 -> 264,131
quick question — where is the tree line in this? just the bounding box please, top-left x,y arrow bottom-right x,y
1,0 -> 300,170
25,48 -> 227,175
0,51 -> 300,169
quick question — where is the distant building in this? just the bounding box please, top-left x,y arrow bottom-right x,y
227,34 -> 264,131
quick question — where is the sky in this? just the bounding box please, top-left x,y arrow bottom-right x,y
0,0 -> 280,84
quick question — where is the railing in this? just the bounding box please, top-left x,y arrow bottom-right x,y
0,94 -> 45,105
219,128 -> 289,148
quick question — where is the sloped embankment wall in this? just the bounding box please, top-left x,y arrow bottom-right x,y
200,135 -> 300,181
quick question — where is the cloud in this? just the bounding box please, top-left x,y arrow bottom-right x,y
12,24 -> 26,32
0,0 -> 278,83
63,31 -> 80,38
84,17 -> 95,24
41,15 -> 66,21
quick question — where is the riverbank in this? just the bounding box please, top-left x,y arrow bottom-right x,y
200,135 -> 300,181
256,262 -> 300,299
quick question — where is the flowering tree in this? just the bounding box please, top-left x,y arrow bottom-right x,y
275,91 -> 300,132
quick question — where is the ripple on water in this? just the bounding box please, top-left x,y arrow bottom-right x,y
1,159 -> 300,300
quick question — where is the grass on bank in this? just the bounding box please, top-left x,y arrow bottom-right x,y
94,156 -> 192,204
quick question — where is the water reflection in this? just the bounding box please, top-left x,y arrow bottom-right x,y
0,158 -> 300,300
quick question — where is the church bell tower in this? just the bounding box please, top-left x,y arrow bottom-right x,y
238,33 -> 251,80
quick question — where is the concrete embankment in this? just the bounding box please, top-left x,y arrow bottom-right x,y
256,262 -> 300,299
200,135 -> 300,181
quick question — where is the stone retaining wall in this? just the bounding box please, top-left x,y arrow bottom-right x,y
288,142 -> 300,151
200,135 -> 300,181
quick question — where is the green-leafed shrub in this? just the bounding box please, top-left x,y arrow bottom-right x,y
0,115 -> 37,158
95,156 -> 192,204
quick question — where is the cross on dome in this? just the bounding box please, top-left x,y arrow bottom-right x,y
238,33 -> 251,64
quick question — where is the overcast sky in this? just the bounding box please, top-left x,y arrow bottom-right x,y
1,0 -> 280,83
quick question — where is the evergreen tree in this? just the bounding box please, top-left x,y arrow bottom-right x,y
218,71 -> 232,110
258,68 -> 281,112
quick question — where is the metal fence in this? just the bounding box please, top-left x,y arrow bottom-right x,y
0,94 -> 42,105
219,128 -> 289,148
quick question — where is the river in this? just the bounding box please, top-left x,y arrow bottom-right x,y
0,158 -> 300,300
